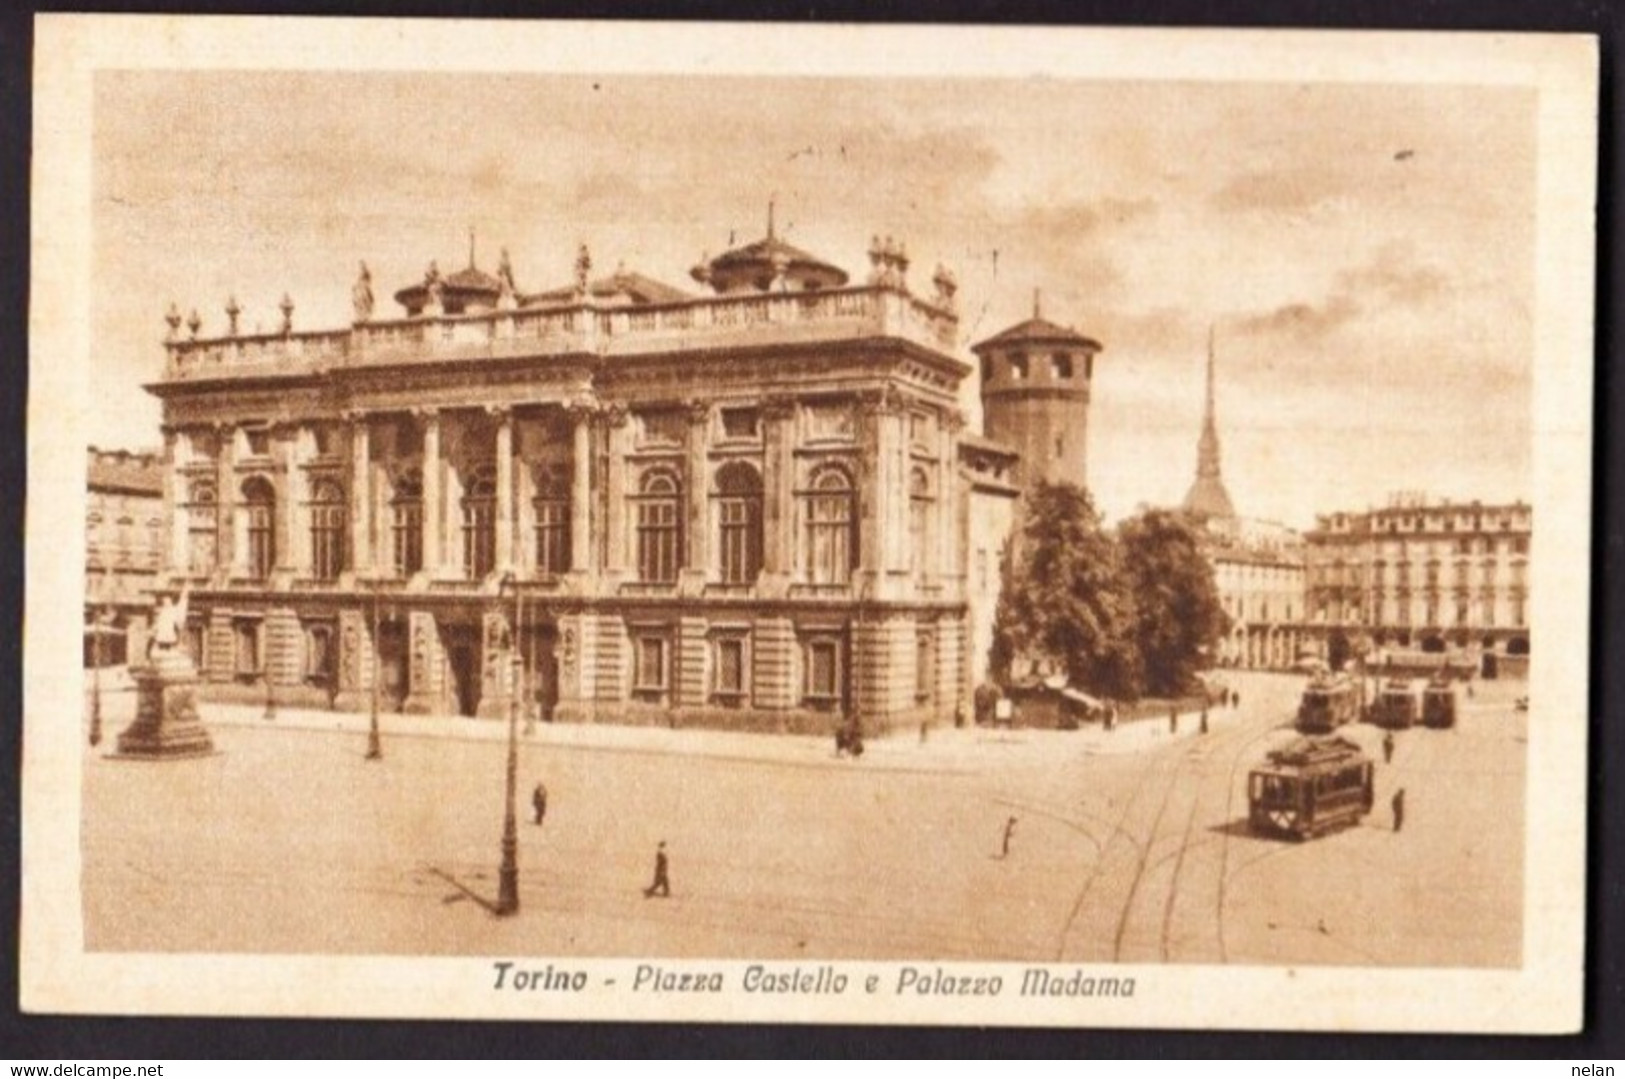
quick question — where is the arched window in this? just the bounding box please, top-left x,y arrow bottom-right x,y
187,480 -> 217,574
309,479 -> 346,581
532,463 -> 571,577
714,461 -> 763,585
908,466 -> 934,576
241,476 -> 276,580
391,469 -> 423,577
803,465 -> 856,585
635,469 -> 682,584
461,464 -> 497,580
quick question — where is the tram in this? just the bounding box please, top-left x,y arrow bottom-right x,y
1247,735 -> 1375,840
1371,677 -> 1420,730
1422,675 -> 1459,729
1296,672 -> 1361,733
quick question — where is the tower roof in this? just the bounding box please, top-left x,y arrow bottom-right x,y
970,290 -> 1101,354
691,202 -> 849,294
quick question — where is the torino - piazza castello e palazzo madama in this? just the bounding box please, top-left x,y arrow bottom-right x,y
146,215 -> 1086,734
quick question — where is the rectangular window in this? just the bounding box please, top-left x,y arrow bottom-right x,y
311,504 -> 345,581
637,499 -> 681,583
233,620 -> 261,682
804,637 -> 843,707
1052,353 -> 1073,379
245,428 -> 271,457
534,499 -> 571,576
633,634 -> 669,698
305,624 -> 335,686
393,503 -> 423,576
915,630 -> 935,703
713,636 -> 746,702
246,503 -> 274,580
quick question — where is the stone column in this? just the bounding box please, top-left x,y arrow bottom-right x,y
279,425 -> 309,578
601,405 -> 630,579
760,397 -> 796,587
491,405 -> 514,573
681,399 -> 710,590
347,412 -> 373,575
163,427 -> 186,574
402,608 -> 446,714
418,408 -> 442,578
216,423 -> 238,579
568,403 -> 594,573
938,409 -> 963,586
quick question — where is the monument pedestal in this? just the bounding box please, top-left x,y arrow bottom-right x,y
115,652 -> 215,759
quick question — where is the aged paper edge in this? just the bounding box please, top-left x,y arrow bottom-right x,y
21,15 -> 1598,1031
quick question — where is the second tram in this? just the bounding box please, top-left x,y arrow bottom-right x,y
1296,672 -> 1361,733
1422,676 -> 1460,729
1371,677 -> 1421,730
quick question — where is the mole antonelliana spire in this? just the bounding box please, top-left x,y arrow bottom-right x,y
1182,325 -> 1238,521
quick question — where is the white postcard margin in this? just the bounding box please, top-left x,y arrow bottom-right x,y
21,15 -> 1598,1032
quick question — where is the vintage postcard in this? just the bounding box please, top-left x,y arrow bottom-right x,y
23,16 -> 1596,1031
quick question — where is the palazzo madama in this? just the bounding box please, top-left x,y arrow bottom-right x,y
146,217 -> 1087,733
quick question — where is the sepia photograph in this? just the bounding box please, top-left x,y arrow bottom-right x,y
23,16 -> 1596,1031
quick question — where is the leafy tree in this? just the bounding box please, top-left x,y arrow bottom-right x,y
1117,510 -> 1229,696
990,482 -> 1142,699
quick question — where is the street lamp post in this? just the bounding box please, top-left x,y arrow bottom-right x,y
518,575 -> 535,738
366,578 -> 383,761
495,571 -> 520,917
88,605 -> 104,748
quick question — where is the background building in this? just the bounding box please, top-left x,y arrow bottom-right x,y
143,220 -> 1056,733
1303,493 -> 1532,677
1177,332 -> 1308,670
85,446 -> 166,665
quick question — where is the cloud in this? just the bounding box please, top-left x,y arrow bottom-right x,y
1210,166 -> 1351,215
1232,242 -> 1451,344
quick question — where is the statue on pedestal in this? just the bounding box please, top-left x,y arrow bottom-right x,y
116,581 -> 215,759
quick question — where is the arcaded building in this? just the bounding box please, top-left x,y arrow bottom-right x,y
1303,495 -> 1532,677
145,220 -> 1049,732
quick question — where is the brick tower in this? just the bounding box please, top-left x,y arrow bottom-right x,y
972,290 -> 1103,490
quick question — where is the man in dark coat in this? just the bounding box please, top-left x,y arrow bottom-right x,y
531,782 -> 548,826
1391,788 -> 1406,833
1382,730 -> 1396,764
1000,815 -> 1018,859
644,841 -> 671,898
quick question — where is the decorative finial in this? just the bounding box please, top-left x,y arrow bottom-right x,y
278,293 -> 294,334
690,252 -> 713,287
1033,288 -> 1042,320
468,225 -> 476,269
352,262 -> 375,324
575,243 -> 592,296
225,295 -> 241,336
767,196 -> 777,241
165,303 -> 182,340
186,308 -> 201,339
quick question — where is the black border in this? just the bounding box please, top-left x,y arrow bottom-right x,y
2,0 -> 1618,1058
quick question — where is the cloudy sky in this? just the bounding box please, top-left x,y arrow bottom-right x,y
90,70 -> 1535,527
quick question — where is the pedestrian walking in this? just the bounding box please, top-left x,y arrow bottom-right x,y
1233,690 -> 1241,709
1168,706 -> 1178,735
1000,815 -> 1018,859
1391,788 -> 1406,833
1382,730 -> 1395,764
644,841 -> 671,898
531,782 -> 548,827
1200,706 -> 1209,735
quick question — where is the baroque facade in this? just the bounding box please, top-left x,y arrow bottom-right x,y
86,446 -> 166,665
146,221 -> 1042,733
1303,494 -> 1532,676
